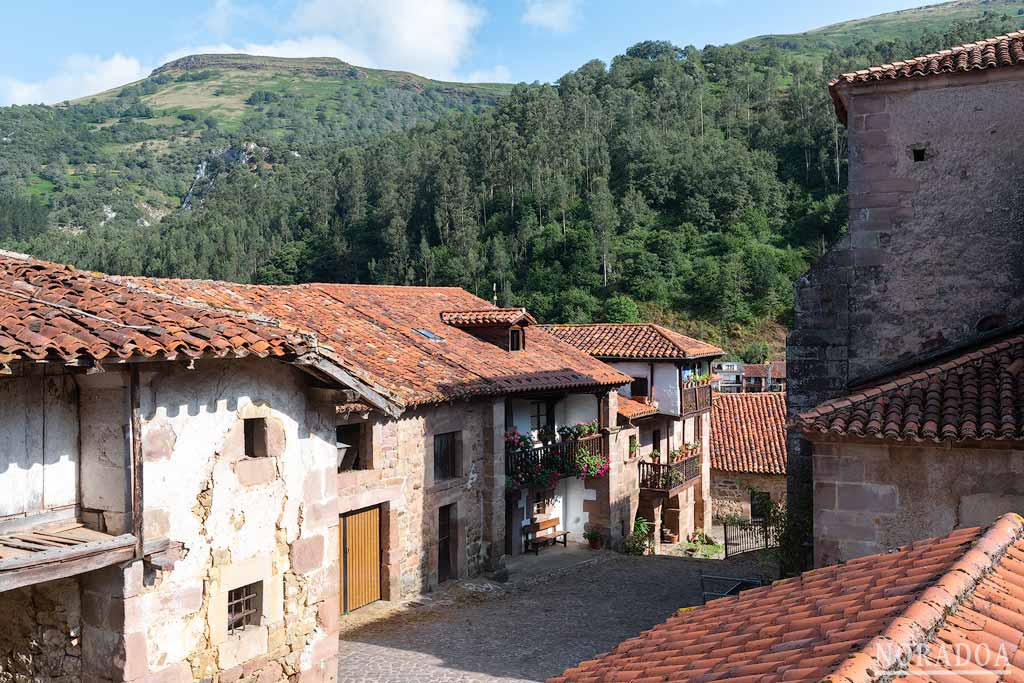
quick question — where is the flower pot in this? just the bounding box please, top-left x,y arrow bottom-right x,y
587,537 -> 602,550
661,531 -> 678,544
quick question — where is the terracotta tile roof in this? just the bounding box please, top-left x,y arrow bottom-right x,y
617,395 -> 658,420
439,308 -> 536,327
829,31 -> 1024,123
0,251 -> 309,365
543,324 -> 724,360
711,392 -> 787,475
124,278 -> 630,408
799,333 -> 1024,442
743,361 -> 786,380
552,513 -> 1024,683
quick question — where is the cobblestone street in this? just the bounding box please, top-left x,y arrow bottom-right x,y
338,551 -> 777,683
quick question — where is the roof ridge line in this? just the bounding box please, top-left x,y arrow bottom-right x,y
822,513 -> 1024,683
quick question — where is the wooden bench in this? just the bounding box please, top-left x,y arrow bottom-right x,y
522,517 -> 570,555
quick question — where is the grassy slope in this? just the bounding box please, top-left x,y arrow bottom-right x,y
739,0 -> 1024,58
75,54 -> 511,134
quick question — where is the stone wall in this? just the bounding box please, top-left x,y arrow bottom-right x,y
788,70 -> 1024,536
353,398 -> 498,596
811,437 -> 1024,565
710,471 -> 787,522
78,358 -> 341,683
0,579 -> 81,682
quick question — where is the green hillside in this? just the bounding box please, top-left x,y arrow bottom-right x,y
740,0 -> 1024,57
2,3 -> 1024,355
76,54 -> 510,135
0,54 -> 509,230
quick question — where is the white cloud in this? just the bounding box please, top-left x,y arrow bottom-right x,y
289,0 -> 485,79
522,0 -> 581,32
0,53 -> 148,105
0,0 -> 490,104
465,65 -> 511,83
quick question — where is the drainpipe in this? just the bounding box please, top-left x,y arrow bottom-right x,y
129,366 -> 144,559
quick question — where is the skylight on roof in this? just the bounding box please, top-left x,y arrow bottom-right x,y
414,328 -> 444,341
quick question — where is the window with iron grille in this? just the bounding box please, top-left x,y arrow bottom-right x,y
227,581 -> 262,635
433,431 -> 462,481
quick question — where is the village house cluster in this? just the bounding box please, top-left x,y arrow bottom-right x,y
0,251 -> 768,681
5,26 -> 1024,683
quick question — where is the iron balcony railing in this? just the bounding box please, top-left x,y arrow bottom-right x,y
505,433 -> 606,486
638,454 -> 700,491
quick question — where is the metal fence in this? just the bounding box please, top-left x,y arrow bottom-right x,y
722,518 -> 781,558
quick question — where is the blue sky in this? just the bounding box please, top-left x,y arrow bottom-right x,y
1,0 -> 934,105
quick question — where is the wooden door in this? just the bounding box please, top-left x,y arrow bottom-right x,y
341,506 -> 381,612
438,504 -> 455,583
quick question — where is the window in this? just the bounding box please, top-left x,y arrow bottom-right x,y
529,401 -> 549,431
751,491 -> 772,521
433,431 -> 462,481
628,434 -> 638,459
227,581 -> 262,634
243,418 -> 268,458
414,328 -> 444,341
912,147 -> 927,162
629,377 -> 649,398
509,328 -> 524,351
652,429 -> 662,455
336,424 -> 363,472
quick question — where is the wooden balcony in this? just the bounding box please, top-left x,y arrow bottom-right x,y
506,433 -> 606,489
681,382 -> 713,415
639,454 -> 700,497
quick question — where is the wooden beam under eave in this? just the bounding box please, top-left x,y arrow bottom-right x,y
292,352 -> 403,418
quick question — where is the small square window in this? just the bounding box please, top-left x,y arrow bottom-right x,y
227,581 -> 262,635
912,147 -> 927,162
243,418 -> 268,458
337,424 -> 364,472
433,431 -> 462,481
630,377 -> 649,398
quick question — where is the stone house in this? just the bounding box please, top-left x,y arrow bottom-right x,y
125,279 -> 632,584
0,252 -> 631,681
741,361 -> 786,393
787,31 -> 1024,566
543,323 -> 723,547
710,392 -> 787,522
0,252 -> 349,682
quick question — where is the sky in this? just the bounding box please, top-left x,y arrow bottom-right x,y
0,0 -> 936,105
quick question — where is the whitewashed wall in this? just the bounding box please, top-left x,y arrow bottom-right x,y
508,393 -> 600,437
0,374 -> 78,525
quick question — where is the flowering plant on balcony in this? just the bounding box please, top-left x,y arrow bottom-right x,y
575,446 -> 609,478
557,420 -> 599,441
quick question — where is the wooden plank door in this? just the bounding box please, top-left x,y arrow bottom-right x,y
438,504 -> 455,583
342,506 -> 381,612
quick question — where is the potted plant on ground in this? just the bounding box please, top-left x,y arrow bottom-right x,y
583,528 -> 603,550
661,527 -> 679,544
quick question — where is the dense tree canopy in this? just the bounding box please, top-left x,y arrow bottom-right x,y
2,14 -> 1021,351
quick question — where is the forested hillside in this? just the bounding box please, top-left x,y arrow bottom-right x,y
2,8 -> 1023,354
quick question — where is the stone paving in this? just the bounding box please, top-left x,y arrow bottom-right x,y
337,551 -> 777,683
